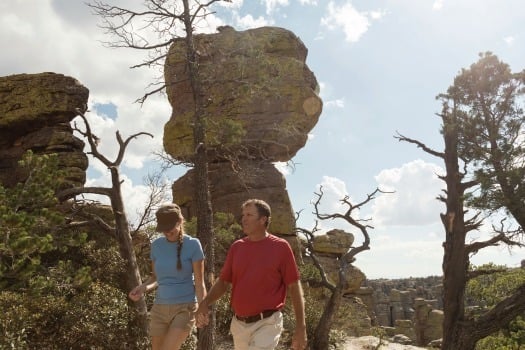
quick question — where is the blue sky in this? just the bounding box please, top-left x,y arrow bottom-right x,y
1,0 -> 524,278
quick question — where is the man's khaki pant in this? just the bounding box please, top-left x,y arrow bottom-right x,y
230,311 -> 283,349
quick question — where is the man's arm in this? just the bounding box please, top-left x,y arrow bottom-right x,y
288,280 -> 307,350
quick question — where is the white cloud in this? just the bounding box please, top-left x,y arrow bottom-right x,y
372,159 -> 445,227
295,176 -> 358,233
298,0 -> 318,5
234,13 -> 271,29
218,0 -> 244,9
357,233 -> 444,278
263,0 -> 290,15
319,82 -> 345,109
325,99 -> 345,109
369,10 -> 385,20
84,171 -> 153,227
504,36 -> 515,46
432,0 -> 444,10
304,176 -> 447,278
0,13 -> 34,37
320,1 -> 377,43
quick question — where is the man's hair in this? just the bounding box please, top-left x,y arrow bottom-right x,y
242,198 -> 271,228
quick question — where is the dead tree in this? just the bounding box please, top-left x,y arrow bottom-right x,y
57,109 -> 153,342
297,186 -> 385,350
88,1 -> 231,347
396,104 -> 525,349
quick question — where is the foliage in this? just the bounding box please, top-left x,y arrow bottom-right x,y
475,316 -> 525,350
185,211 -> 241,267
371,327 -> 388,350
467,264 -> 525,310
398,52 -> 525,349
0,151 -> 150,349
0,151 -> 87,290
214,291 -> 234,340
298,257 -> 323,282
0,282 -> 137,350
0,226 -> 147,349
448,52 -> 525,216
467,264 -> 525,349
295,262 -> 364,349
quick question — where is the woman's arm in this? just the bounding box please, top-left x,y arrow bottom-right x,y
193,259 -> 206,303
128,261 -> 158,302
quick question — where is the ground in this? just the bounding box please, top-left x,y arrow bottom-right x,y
342,336 -> 429,349
215,336 -> 430,349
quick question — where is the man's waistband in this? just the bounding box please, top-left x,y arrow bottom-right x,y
234,309 -> 280,324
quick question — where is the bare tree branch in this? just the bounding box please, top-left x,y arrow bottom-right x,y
298,186 -> 390,348
131,171 -> 171,235
395,131 -> 445,158
57,186 -> 113,202
295,223 -> 336,292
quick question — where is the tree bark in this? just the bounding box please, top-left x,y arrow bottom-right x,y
313,286 -> 343,350
108,166 -> 149,346
181,0 -> 216,348
440,108 -> 473,350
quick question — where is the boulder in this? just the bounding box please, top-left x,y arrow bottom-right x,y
164,26 -> 322,163
0,73 -> 89,188
312,229 -> 354,256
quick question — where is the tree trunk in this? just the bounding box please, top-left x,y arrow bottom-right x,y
313,286 -> 343,350
109,166 -> 149,345
194,146 -> 216,349
444,325 -> 477,350
440,111 -> 473,350
181,0 -> 216,348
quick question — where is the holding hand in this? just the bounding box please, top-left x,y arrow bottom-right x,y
291,325 -> 307,350
195,303 -> 210,328
128,284 -> 145,302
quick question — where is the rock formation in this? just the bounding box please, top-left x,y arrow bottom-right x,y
413,298 -> 443,345
359,277 -> 444,346
163,26 -> 322,242
304,229 -> 372,336
0,72 -> 89,188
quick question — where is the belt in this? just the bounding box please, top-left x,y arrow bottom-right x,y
235,309 -> 279,324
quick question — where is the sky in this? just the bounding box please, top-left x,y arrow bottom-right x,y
1,0 -> 524,279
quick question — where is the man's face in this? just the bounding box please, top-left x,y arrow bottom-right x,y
241,203 -> 266,235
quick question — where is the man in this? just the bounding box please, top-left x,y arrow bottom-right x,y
196,199 -> 307,349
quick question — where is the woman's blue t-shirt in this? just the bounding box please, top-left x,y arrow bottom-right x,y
151,234 -> 204,304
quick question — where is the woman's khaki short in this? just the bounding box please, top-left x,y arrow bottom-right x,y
149,303 -> 197,336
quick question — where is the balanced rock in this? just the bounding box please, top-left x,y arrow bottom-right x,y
0,72 -> 89,188
163,26 -> 322,163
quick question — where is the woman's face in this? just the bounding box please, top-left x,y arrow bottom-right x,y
163,220 -> 182,242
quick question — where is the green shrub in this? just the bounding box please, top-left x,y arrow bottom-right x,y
0,282 -> 144,350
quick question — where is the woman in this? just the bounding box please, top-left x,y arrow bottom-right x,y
129,203 -> 206,350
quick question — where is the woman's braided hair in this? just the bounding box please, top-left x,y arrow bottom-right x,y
176,219 -> 184,270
